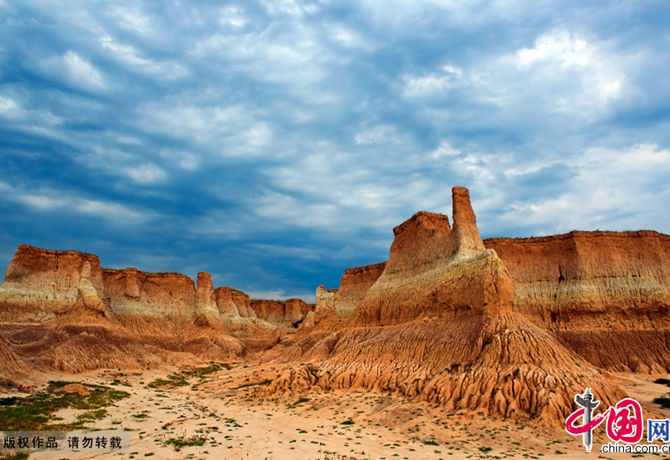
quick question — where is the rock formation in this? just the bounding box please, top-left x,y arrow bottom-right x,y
332,262 -> 385,319
0,245 -> 104,323
263,187 -> 626,426
249,298 -> 314,329
0,246 -> 285,373
215,287 -> 257,319
0,333 -> 30,389
485,231 -> 670,372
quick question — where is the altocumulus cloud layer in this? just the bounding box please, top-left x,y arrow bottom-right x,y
1,0 -> 670,301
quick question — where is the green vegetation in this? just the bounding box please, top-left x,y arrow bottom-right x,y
250,299 -> 286,306
0,453 -> 30,460
286,396 -> 310,409
223,418 -> 242,428
340,419 -> 355,426
162,435 -> 207,451
76,408 -> 107,421
146,373 -> 189,389
192,362 -> 231,377
423,439 -> 439,446
654,378 -> 670,386
479,446 -> 493,453
0,381 -> 129,431
234,379 -> 272,389
653,396 -> 670,409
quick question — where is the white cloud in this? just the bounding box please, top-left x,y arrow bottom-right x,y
18,194 -> 67,210
431,141 -> 461,158
75,199 -> 144,221
3,184 -> 153,224
62,51 -> 105,89
401,29 -> 630,120
354,124 -> 400,144
100,35 -> 187,78
140,104 -> 275,157
516,30 -> 625,113
402,65 -> 464,98
500,143 -> 670,232
0,95 -> 22,119
107,6 -> 155,35
123,164 -> 167,184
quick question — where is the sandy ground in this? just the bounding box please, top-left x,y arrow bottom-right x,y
4,365 -> 670,460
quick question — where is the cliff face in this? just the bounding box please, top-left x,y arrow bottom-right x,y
263,187 -> 625,426
0,245 -> 104,322
0,246 -> 288,372
332,262 -> 385,319
485,231 -> 670,372
102,268 -> 197,335
249,299 -> 313,329
350,188 -> 507,326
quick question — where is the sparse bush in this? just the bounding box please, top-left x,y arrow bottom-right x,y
162,434 -> 207,451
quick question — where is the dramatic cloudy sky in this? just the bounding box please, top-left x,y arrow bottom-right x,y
1,0 -> 669,301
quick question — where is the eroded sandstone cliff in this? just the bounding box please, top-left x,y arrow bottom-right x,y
250,298 -> 314,329
332,262 -> 385,319
0,247 -> 285,373
485,231 -> 670,372
262,187 -> 625,426
0,245 -> 104,323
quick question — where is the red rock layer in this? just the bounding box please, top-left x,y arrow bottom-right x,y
249,298 -> 314,329
263,187 -> 625,426
216,287 -> 256,319
0,246 -> 282,372
0,333 -> 30,388
332,262 -> 386,319
0,245 -> 104,322
485,231 -> 670,372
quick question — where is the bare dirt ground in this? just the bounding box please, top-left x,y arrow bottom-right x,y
4,364 -> 670,460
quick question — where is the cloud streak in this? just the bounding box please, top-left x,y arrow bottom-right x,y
0,0 -> 669,299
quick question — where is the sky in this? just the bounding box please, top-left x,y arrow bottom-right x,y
1,0 -> 669,302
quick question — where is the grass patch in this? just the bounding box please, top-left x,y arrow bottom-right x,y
77,408 -> 107,422
653,396 -> 670,409
162,435 -> 207,451
234,379 -> 272,389
0,381 -> 129,431
0,453 -> 30,460
0,397 -> 19,406
223,418 -> 242,428
147,373 -> 189,389
287,397 -> 311,409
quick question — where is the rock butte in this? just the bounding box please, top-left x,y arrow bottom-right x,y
1,186 -> 669,427
262,187 -> 625,426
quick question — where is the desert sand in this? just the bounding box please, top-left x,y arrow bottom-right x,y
2,363 -> 669,460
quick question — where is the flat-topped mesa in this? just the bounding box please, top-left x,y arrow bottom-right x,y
249,298 -> 313,329
102,268 -> 196,335
332,262 -> 386,319
352,187 -> 513,325
485,230 -> 670,372
0,245 -> 104,322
